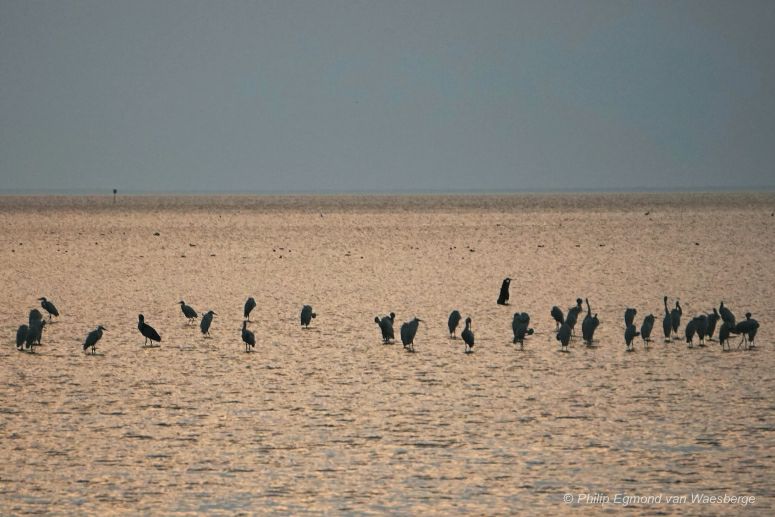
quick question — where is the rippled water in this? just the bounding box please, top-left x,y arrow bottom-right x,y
1,193 -> 773,514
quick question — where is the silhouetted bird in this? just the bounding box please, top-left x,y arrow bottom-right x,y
497,278 -> 511,305
684,317 -> 697,348
670,300 -> 682,337
244,297 -> 256,321
624,307 -> 637,327
719,301 -> 736,328
448,310 -> 462,338
29,308 -> 43,326
694,314 -> 708,346
512,312 -> 533,349
662,296 -> 672,341
301,305 -> 316,327
640,314 -> 655,346
38,297 -> 59,321
375,312 -> 395,343
138,314 -> 161,346
241,320 -> 255,352
566,299 -> 583,336
178,301 -> 198,323
734,312 -> 759,349
719,321 -> 732,351
16,325 -> 28,351
461,317 -> 475,353
27,318 -> 45,348
707,308 -> 720,340
625,323 -> 640,351
581,299 -> 599,346
83,325 -> 106,354
200,310 -> 216,337
550,306 -> 564,330
400,317 -> 422,352
556,322 -> 571,352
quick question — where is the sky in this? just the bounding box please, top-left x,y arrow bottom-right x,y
1,0 -> 774,194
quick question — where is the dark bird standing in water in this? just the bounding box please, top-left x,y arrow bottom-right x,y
625,323 -> 640,351
581,299 -> 599,346
38,297 -> 59,321
400,318 -> 422,352
448,310 -> 462,338
719,301 -> 736,329
556,322 -> 571,352
244,297 -> 256,321
178,301 -> 198,324
16,325 -> 28,351
241,320 -> 255,352
662,296 -> 672,341
684,317 -> 697,348
733,312 -> 759,349
719,321 -> 732,351
640,314 -> 655,346
512,312 -> 534,349
497,278 -> 511,305
550,306 -> 564,330
138,314 -> 161,346
670,300 -> 682,338
200,310 -> 216,337
25,320 -> 45,351
301,305 -> 316,328
624,307 -> 637,327
694,314 -> 708,346
565,298 -> 583,337
706,308 -> 720,340
461,317 -> 475,353
83,325 -> 106,354
375,312 -> 395,343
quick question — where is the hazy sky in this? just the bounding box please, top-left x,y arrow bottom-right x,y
1,0 -> 774,193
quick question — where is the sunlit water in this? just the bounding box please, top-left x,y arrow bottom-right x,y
1,193 -> 773,514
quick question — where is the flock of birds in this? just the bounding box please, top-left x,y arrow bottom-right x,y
11,278 -> 761,356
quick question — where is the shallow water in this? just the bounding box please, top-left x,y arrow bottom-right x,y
1,193 -> 774,514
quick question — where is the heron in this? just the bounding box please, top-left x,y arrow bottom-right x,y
448,310 -> 462,338
581,299 -> 599,346
138,314 -> 161,346
25,319 -> 45,352
719,321 -> 732,351
550,306 -> 564,330
661,297 -> 672,341
38,297 -> 59,321
400,318 -> 422,352
640,314 -> 655,347
244,297 -> 256,321
178,301 -> 198,324
566,299 -> 583,337
624,307 -> 637,328
512,312 -> 534,349
719,301 -> 736,328
670,300 -> 682,338
16,325 -> 28,351
734,312 -> 759,349
461,317 -> 475,353
684,317 -> 697,348
497,278 -> 511,305
556,322 -> 571,351
625,323 -> 640,351
241,320 -> 255,352
83,325 -> 106,354
200,310 -> 216,337
301,305 -> 316,328
706,308 -> 720,340
694,314 -> 708,346
375,312 -> 395,343
29,308 -> 43,326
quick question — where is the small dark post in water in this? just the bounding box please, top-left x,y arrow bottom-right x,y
113,189 -> 117,203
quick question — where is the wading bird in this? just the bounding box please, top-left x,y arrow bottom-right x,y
550,306 -> 564,330
16,325 -> 28,351
301,305 -> 316,328
38,297 -> 59,321
244,297 -> 256,321
624,307 -> 637,328
734,312 -> 759,349
138,314 -> 161,346
200,310 -> 216,337
707,308 -> 720,340
400,318 -> 422,352
694,314 -> 708,346
625,323 -> 640,351
512,312 -> 533,349
640,314 -> 655,347
581,299 -> 599,346
83,325 -> 106,354
662,296 -> 672,341
178,301 -> 198,324
241,320 -> 255,352
671,300 -> 682,338
461,317 -> 475,353
566,298 -> 583,337
684,318 -> 697,348
375,312 -> 395,343
719,321 -> 732,351
497,278 -> 511,305
556,322 -> 571,352
448,310 -> 462,338
719,301 -> 736,329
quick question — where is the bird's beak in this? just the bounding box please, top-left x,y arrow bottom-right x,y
212,312 -> 217,315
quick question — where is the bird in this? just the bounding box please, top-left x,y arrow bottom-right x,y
565,298 -> 583,337
684,317 -> 697,348
734,312 -> 759,349
719,321 -> 732,351
400,318 -> 422,352
719,301 -> 736,329
25,320 -> 45,352
138,314 -> 161,346
662,296 -> 672,341
556,322 -> 571,352
29,308 -> 43,326
38,297 -> 60,321
497,278 -> 511,305
706,308 -> 720,340
625,323 -> 640,351
244,297 -> 256,321
375,312 -> 395,344
447,310 -> 462,338
694,314 -> 708,346
550,306 -> 564,330
512,312 -> 533,349
624,307 -> 637,328
241,320 -> 255,352
301,305 -> 316,328
83,325 -> 106,354
640,314 -> 655,347
670,300 -> 682,337
461,317 -> 475,353
178,301 -> 198,324
200,310 -> 216,337
581,299 -> 599,346
16,325 -> 28,351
